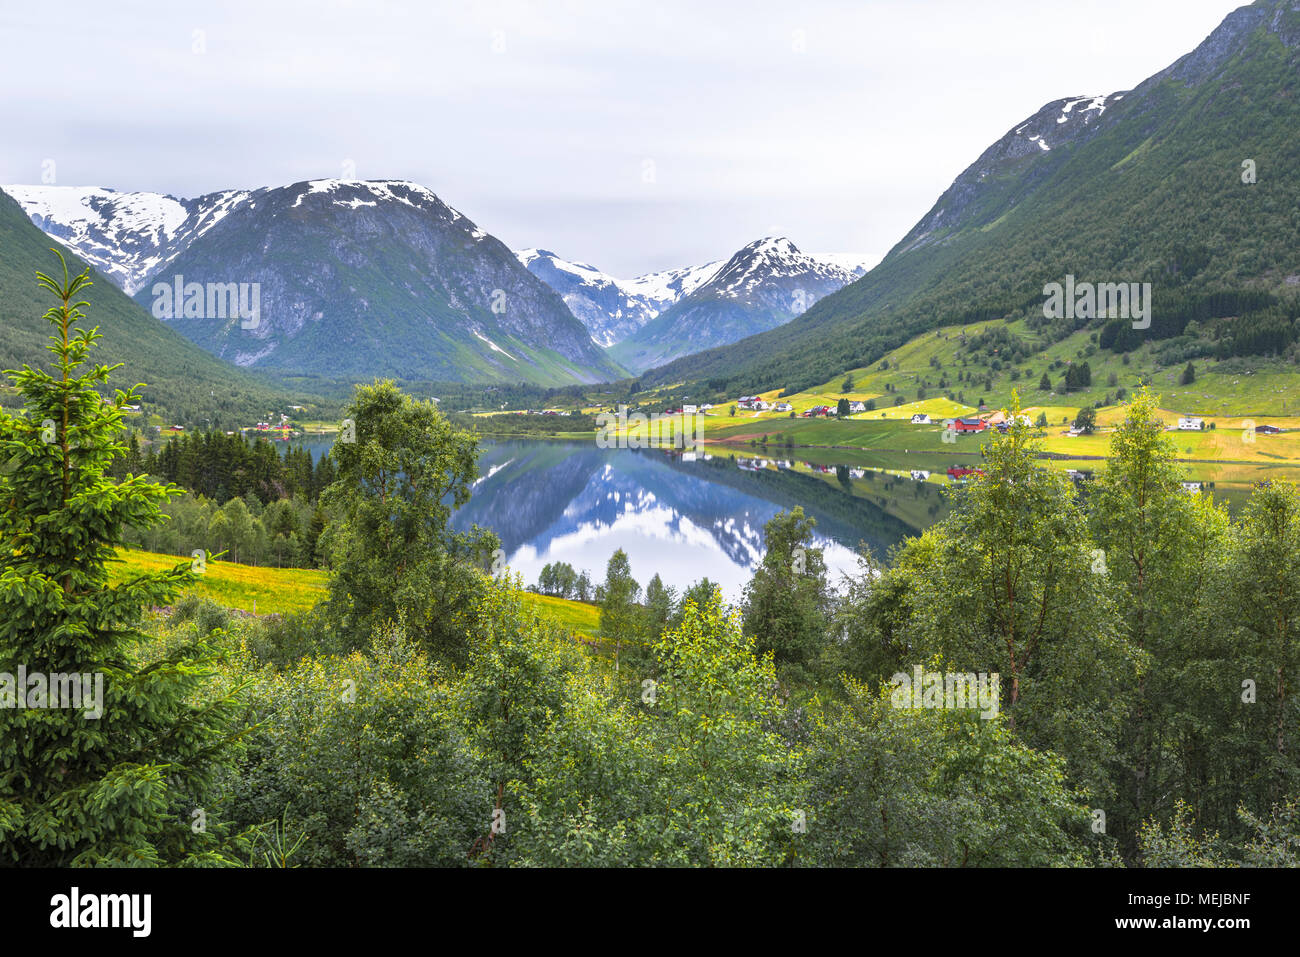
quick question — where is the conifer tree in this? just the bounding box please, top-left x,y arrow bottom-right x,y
0,253 -> 246,865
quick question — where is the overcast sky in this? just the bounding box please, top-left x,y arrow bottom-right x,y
0,0 -> 1245,276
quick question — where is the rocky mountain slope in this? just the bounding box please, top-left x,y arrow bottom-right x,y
610,238 -> 871,372
7,180 -> 628,386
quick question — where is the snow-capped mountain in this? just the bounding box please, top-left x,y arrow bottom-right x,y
3,179 -> 627,385
896,91 -> 1124,255
609,237 -> 875,372
2,184 -> 250,294
515,249 -> 723,347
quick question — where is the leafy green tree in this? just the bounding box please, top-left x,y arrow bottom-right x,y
1137,801 -> 1228,867
227,623 -> 483,866
1219,480 -> 1300,812
670,577 -> 722,629
453,581 -> 600,864
802,679 -> 1091,867
1073,406 -> 1097,434
1090,389 -> 1229,849
599,548 -> 641,672
836,398 -> 851,418
833,550 -> 912,682
0,253 -> 246,865
742,507 -> 830,676
319,380 -> 498,664
640,573 -> 677,649
901,395 -> 1135,801
641,588 -> 802,865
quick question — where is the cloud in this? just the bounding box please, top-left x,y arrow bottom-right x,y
0,0 -> 1245,276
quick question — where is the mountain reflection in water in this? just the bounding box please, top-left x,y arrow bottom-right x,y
449,439 -> 947,599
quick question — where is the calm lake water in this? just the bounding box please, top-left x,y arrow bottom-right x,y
292,435 -> 948,599
288,433 -> 1297,600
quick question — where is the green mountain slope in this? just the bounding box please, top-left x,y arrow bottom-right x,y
641,0 -> 1300,396
0,187 -> 293,428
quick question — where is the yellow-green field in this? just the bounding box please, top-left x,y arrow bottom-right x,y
110,548 -> 601,639
111,549 -> 328,616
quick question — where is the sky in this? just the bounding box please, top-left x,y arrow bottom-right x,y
0,0 -> 1247,277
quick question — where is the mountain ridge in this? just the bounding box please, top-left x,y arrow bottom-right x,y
6,179 -> 629,386
636,0 -> 1300,396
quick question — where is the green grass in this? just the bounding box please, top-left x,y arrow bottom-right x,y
110,547 -> 601,638
111,548 -> 328,616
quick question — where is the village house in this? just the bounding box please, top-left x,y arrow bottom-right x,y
910,413 -> 931,424
953,418 -> 988,434
774,402 -> 793,412
1177,416 -> 1204,431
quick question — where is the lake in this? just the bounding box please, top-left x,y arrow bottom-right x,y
288,434 -> 1298,600
292,435 -> 949,599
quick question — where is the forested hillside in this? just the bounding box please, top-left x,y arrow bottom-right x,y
0,189 -> 294,428
642,0 -> 1300,396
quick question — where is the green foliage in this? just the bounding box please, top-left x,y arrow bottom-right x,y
638,589 -> 802,865
599,548 -> 641,673
896,396 -> 1136,802
319,380 -> 498,664
801,678 -> 1090,867
226,622 -> 483,866
742,507 -> 830,677
0,191 -> 301,428
0,253 -> 246,865
143,429 -> 334,506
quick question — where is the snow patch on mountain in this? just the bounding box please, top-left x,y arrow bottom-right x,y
4,183 -> 250,294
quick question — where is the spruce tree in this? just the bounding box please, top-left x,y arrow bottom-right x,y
0,253 -> 246,865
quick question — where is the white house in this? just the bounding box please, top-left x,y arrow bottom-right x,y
849,401 -> 867,414
910,470 -> 931,481
774,402 -> 793,412
1178,416 -> 1204,431
682,404 -> 698,415
911,413 -> 931,424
